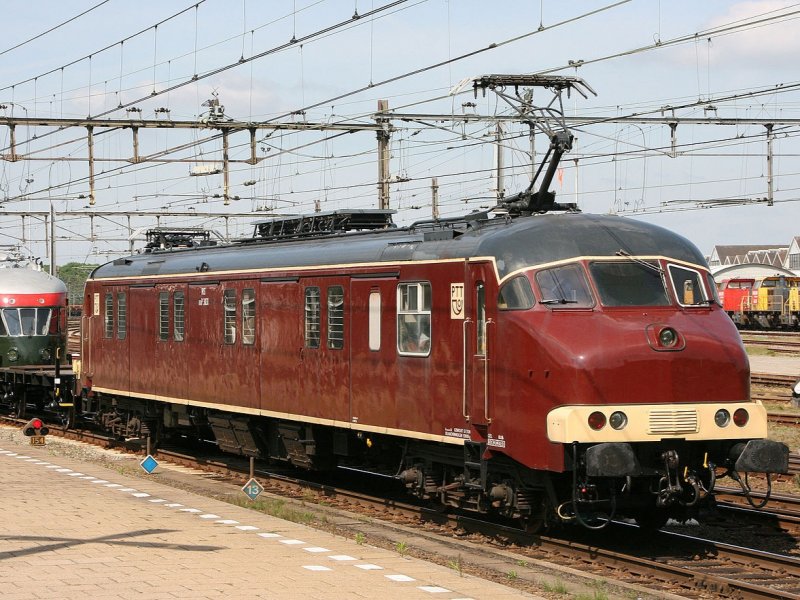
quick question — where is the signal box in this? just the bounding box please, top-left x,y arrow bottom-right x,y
23,418 -> 49,446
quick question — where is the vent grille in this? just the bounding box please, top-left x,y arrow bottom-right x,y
648,409 -> 698,435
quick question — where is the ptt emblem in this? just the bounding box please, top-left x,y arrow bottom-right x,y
450,283 -> 465,319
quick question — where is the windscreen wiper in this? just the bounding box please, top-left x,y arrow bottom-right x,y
540,298 -> 578,305
615,249 -> 664,275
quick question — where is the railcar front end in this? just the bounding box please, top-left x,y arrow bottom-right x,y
512,252 -> 789,528
0,261 -> 69,417
0,267 -> 68,368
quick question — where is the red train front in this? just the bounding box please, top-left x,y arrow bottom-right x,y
79,211 -> 788,530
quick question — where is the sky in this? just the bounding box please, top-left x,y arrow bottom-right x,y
0,0 -> 798,264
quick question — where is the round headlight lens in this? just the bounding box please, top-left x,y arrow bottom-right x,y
733,408 -> 749,427
6,348 -> 19,362
658,327 -> 677,347
609,411 -> 628,430
714,409 -> 731,428
588,411 -> 606,430
40,348 -> 51,361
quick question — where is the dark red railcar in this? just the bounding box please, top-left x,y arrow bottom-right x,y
79,210 -> 788,529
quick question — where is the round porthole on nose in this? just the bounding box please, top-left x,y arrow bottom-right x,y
645,324 -> 685,352
658,327 -> 678,348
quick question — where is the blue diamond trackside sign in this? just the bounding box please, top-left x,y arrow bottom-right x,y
140,455 -> 159,474
242,477 -> 264,501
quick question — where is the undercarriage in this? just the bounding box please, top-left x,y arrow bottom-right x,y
84,394 -> 789,531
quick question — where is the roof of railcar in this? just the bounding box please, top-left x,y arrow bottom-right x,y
90,212 -> 707,281
0,266 -> 68,295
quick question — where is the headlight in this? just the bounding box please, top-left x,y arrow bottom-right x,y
658,327 -> 678,347
714,409 -> 731,428
588,411 -> 606,430
609,411 -> 628,430
40,348 -> 51,361
6,348 -> 18,362
733,408 -> 749,427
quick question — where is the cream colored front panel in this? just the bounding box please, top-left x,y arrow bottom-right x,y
547,402 -> 768,443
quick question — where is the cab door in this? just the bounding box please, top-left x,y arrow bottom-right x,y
465,261 -> 498,437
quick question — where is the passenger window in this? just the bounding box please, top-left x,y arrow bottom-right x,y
104,293 -> 113,338
117,293 -> 127,340
174,292 -> 185,342
368,290 -> 381,351
0,313 -> 6,336
397,282 -> 431,356
223,289 -> 237,344
668,265 -> 708,307
498,276 -> 535,310
304,287 -> 321,349
159,292 -> 169,341
535,264 -> 593,308
242,288 -> 255,345
327,286 -> 344,350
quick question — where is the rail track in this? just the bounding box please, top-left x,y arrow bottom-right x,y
716,487 -> 800,534
752,374 -> 798,388
768,411 -> 800,426
740,332 -> 800,353
3,414 -> 800,599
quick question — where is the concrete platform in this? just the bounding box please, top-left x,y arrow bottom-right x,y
0,437 -> 538,600
750,354 -> 800,378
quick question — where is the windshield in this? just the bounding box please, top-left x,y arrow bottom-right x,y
589,261 -> 669,307
0,307 -> 52,336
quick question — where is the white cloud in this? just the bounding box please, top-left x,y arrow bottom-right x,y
705,1 -> 800,66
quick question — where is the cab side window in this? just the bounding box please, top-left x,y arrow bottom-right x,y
668,265 -> 708,306
498,276 -> 535,310
535,264 -> 593,308
397,282 -> 431,356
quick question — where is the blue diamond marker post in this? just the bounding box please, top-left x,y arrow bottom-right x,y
242,478 -> 264,501
140,455 -> 159,474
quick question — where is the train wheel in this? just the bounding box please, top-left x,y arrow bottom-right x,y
633,509 -> 669,532
520,517 -> 545,534
13,384 -> 26,418
61,405 -> 75,430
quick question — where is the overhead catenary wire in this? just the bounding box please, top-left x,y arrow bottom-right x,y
1,1 -> 800,255
0,0 -> 113,59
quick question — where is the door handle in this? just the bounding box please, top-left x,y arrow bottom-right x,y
484,318 -> 494,424
462,318 -> 471,421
